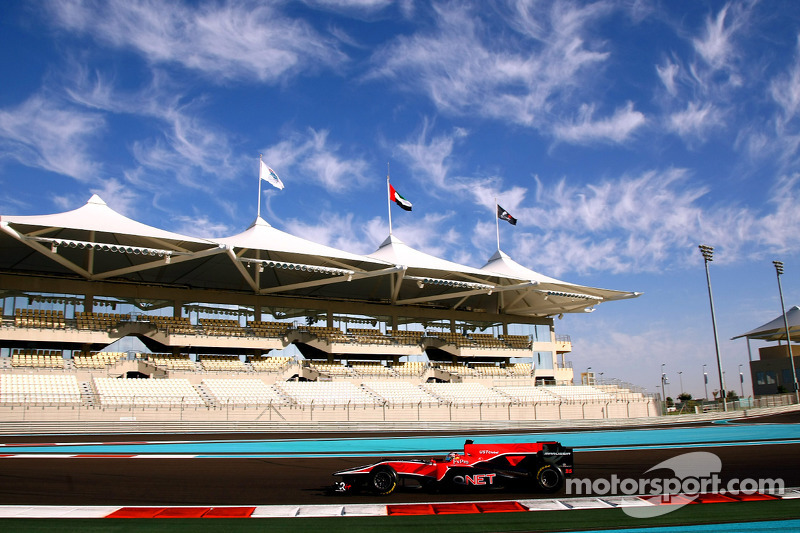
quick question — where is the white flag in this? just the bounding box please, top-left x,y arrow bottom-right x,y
259,160 -> 284,190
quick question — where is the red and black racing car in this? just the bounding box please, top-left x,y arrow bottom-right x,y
332,439 -> 573,495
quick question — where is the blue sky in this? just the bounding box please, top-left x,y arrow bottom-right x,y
2,0 -> 800,399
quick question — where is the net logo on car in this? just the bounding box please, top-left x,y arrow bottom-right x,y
453,473 -> 497,486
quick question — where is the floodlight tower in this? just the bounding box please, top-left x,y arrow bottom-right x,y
660,363 -> 667,414
738,363 -> 744,398
699,245 -> 727,411
773,260 -> 800,403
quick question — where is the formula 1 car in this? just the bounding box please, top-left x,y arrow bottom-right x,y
332,439 -> 573,495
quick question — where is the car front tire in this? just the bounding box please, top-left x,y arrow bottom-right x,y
369,466 -> 398,495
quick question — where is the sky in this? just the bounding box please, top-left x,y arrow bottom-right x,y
2,0 -> 800,400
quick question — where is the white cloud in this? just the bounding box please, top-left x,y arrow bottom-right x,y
171,213 -> 236,239
89,178 -> 141,217
656,59 -> 680,96
692,4 -> 736,71
397,120 -> 456,189
65,69 -> 240,194
756,173 -> 800,253
686,2 -> 752,92
553,102 -> 645,144
300,0 -> 394,12
667,101 -> 722,140
501,166 -> 800,277
48,0 -> 346,83
771,35 -> 800,125
286,212 -> 375,255
369,1 -> 612,130
0,94 -> 103,181
262,128 -> 371,193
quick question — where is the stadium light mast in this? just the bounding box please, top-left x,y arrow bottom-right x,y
738,363 -> 745,398
699,245 -> 727,411
773,260 -> 800,403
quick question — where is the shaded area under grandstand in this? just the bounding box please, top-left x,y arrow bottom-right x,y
1,422 -> 799,456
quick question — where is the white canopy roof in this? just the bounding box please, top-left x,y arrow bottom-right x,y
0,195 -> 641,320
218,217 -> 380,264
480,250 -> 641,316
0,194 -> 222,282
370,235 -> 493,278
0,194 -> 212,245
732,306 -> 800,341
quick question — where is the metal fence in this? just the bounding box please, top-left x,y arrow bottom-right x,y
0,393 -> 659,422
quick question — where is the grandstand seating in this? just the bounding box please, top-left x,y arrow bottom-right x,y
347,328 -> 392,345
468,333 -> 508,349
202,378 -> 286,405
303,326 -> 350,343
93,377 -> 204,406
75,312 -> 130,330
309,361 -> 352,377
14,309 -> 65,329
141,315 -> 196,335
0,361 -> 652,414
198,355 -> 248,372
362,381 -> 440,405
249,356 -> 292,372
387,330 -> 424,345
11,349 -> 64,369
146,353 -> 197,371
423,382 -> 508,404
274,381 -> 381,406
73,351 -> 126,368
198,318 -> 246,337
434,362 -> 475,376
494,386 -> 559,403
392,361 -> 427,376
500,335 -> 532,349
349,361 -> 394,377
247,320 -> 290,337
428,331 -> 476,347
471,362 -> 508,377
544,385 -> 614,401
1,373 -> 81,404
508,362 -> 533,376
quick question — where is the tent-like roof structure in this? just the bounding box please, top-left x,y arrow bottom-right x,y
480,250 -> 641,316
0,194 -> 222,283
213,218 -> 400,297
0,195 -> 641,321
731,306 -> 800,341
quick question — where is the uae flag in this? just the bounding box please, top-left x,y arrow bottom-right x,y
389,184 -> 413,211
497,204 -> 517,225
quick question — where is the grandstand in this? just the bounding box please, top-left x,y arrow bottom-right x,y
0,195 -> 656,422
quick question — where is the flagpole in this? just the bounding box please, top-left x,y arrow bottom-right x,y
257,154 -> 263,219
387,162 -> 393,235
495,197 -> 501,251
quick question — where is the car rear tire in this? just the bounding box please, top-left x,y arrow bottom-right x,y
369,466 -> 398,495
536,465 -> 564,493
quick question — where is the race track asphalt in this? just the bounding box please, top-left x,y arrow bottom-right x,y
0,411 -> 797,506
